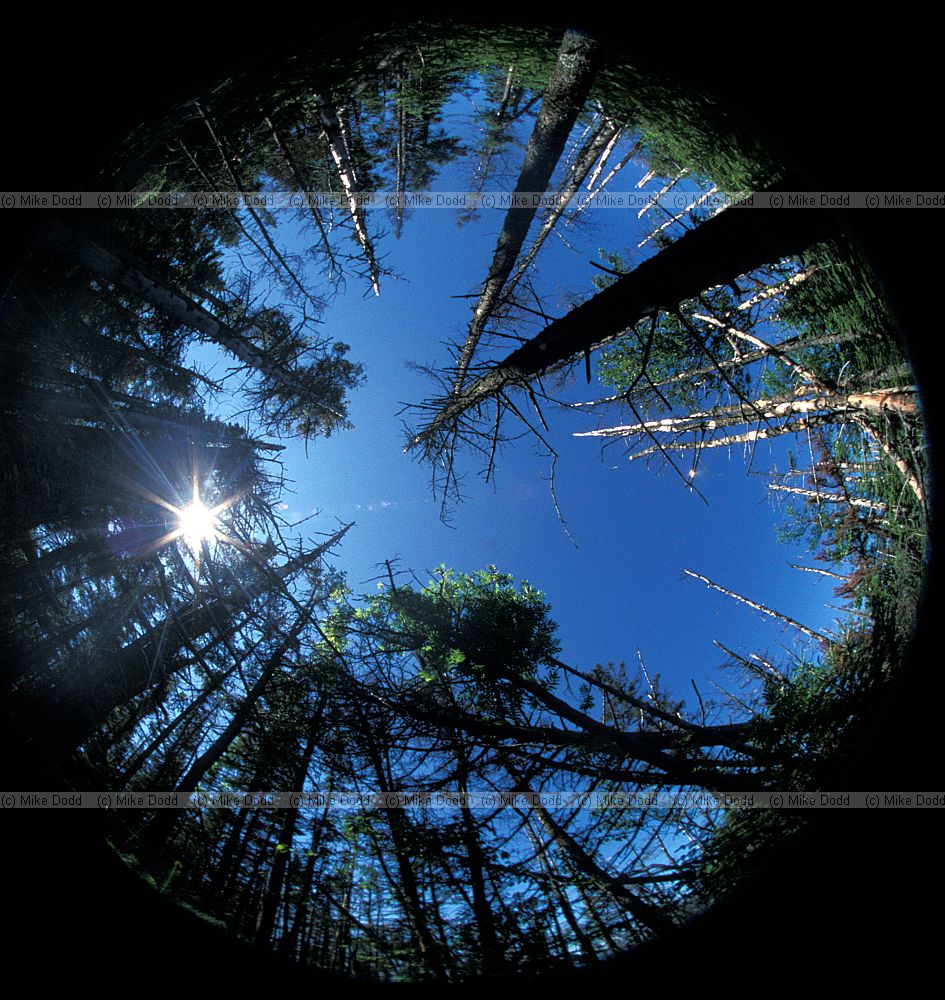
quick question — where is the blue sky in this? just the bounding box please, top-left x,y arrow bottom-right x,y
189,84 -> 846,720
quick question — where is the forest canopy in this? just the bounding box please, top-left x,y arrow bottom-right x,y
0,22 -> 930,983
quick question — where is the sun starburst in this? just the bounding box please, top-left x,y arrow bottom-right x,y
178,496 -> 219,550
161,482 -> 230,553
131,478 -> 246,576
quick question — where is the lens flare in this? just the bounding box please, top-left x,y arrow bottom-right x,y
178,498 -> 218,550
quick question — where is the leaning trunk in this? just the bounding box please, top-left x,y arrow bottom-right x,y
408,186 -> 839,454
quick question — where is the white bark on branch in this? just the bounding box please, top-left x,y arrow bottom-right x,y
625,413 -> 845,460
506,117 -> 621,299
316,96 -> 381,295
567,140 -> 641,225
789,563 -> 849,580
852,415 -> 925,504
638,186 -> 718,248
736,266 -> 816,311
684,569 -> 831,643
575,393 -> 853,439
637,170 -> 687,216
577,387 -> 918,448
692,312 -> 830,390
585,125 -> 622,190
569,331 -> 853,410
768,482 -> 887,512
449,30 -> 603,392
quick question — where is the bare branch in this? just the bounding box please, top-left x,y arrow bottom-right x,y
684,569 -> 832,643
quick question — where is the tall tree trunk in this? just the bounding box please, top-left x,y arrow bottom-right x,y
195,102 -> 320,312
18,526 -> 348,760
451,29 -> 604,391
254,697 -> 325,948
505,115 -> 621,297
575,879 -> 621,953
135,600 -> 317,864
283,782 -> 334,960
454,747 -> 504,973
37,215 -> 345,422
265,116 -> 338,276
503,759 -> 674,936
360,728 -> 447,979
315,97 -> 381,295
116,657 -> 241,786
216,807 -> 263,900
574,387 -> 918,441
228,822 -> 277,938
523,814 -> 599,963
407,184 -> 839,455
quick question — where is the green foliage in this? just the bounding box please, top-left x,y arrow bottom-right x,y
585,225 -> 926,925
391,565 -> 560,676
357,565 -> 562,720
594,65 -> 780,192
213,294 -> 365,440
778,238 -> 899,362
693,523 -> 921,906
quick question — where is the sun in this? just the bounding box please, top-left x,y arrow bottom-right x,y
178,497 -> 219,550
140,479 -> 240,562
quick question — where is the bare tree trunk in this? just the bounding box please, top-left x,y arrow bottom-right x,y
505,114 -> 621,296
625,411 -> 850,461
504,759 -> 674,936
570,330 -> 853,411
135,604 -> 315,865
455,747 -> 504,973
574,389 -> 847,438
254,698 -> 325,948
407,184 -> 839,455
847,389 -> 919,418
451,30 -> 604,391
637,170 -> 687,218
196,101 -> 321,311
638,185 -> 719,248
117,659 -> 240,786
852,415 -> 926,505
692,311 -> 834,390
736,265 -> 816,311
524,814 -> 598,963
359,725 -> 447,979
789,563 -> 849,580
22,527 -> 348,758
265,116 -> 338,276
316,97 -> 381,295
394,65 -> 407,239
